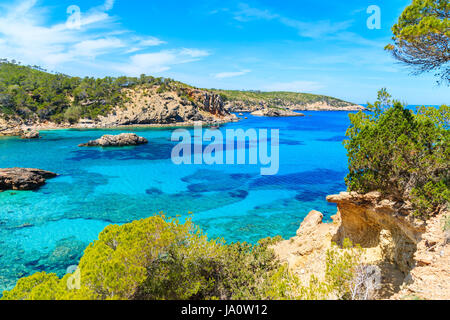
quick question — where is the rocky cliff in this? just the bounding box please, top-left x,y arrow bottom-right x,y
93,87 -> 236,128
272,191 -> 450,300
0,87 -> 237,135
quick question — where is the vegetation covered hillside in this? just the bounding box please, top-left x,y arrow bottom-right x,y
211,89 -> 358,110
0,60 -> 359,128
0,60 -> 190,124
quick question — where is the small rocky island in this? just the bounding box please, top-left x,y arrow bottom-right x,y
251,108 -> 305,117
21,130 -> 40,139
78,133 -> 148,147
0,168 -> 58,191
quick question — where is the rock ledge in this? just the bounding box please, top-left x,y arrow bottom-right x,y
0,168 -> 58,191
78,133 -> 148,147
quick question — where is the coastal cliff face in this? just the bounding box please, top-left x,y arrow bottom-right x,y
0,117 -> 23,136
327,192 -> 425,274
95,87 -> 236,127
0,87 -> 236,135
272,192 -> 450,300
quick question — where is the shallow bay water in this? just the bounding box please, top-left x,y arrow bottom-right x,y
0,111 -> 355,292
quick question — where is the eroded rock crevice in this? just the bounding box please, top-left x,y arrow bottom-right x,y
272,191 -> 449,300
327,192 -> 425,274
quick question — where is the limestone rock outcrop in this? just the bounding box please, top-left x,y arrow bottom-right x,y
21,130 -> 40,139
327,192 -> 426,273
0,168 -> 58,191
392,211 -> 450,300
0,116 -> 23,136
272,191 -> 449,300
290,101 -> 365,111
0,87 -> 238,135
97,87 -> 236,127
78,133 -> 148,147
272,210 -> 339,287
251,108 -> 304,117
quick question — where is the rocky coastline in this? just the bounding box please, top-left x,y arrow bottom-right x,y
226,100 -> 365,113
0,168 -> 57,191
0,87 -> 365,137
0,88 -> 239,137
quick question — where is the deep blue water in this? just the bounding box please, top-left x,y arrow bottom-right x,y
0,111 -> 356,293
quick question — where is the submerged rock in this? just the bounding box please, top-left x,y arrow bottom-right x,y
78,133 -> 148,147
251,108 -> 304,117
0,168 -> 58,191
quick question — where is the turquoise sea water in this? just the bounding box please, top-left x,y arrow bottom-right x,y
0,111 -> 355,293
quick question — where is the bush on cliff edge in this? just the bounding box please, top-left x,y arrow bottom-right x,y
344,89 -> 449,217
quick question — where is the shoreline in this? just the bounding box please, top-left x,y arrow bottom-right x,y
0,118 -> 240,136
0,108 -> 365,136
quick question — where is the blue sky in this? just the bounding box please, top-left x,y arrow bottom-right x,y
0,0 -> 448,104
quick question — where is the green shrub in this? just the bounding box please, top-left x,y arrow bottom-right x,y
1,215 -> 283,300
324,239 -> 363,300
64,105 -> 83,124
2,216 -> 373,301
262,238 -> 366,300
344,89 -> 449,217
444,214 -> 450,231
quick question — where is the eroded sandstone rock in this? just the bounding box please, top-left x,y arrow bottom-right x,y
0,168 -> 57,191
272,192 -> 449,299
97,87 -> 236,127
78,133 -> 148,147
326,192 -> 426,273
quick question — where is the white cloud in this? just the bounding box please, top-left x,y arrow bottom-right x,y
119,52 -> 177,74
279,17 -> 353,39
179,48 -> 210,58
214,69 -> 251,79
137,36 -> 167,47
264,80 -> 323,92
234,3 -> 278,22
232,3 -> 357,41
115,49 -> 211,75
72,38 -> 125,57
103,0 -> 115,11
0,0 -> 207,76
0,0 -> 120,68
